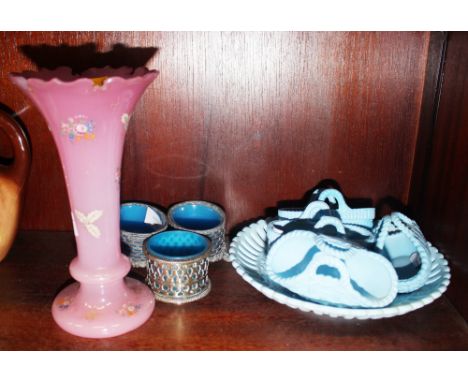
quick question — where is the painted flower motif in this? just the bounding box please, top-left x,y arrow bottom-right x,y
56,297 -> 72,310
117,303 -> 142,317
121,113 -> 131,131
62,115 -> 95,141
74,209 -> 103,238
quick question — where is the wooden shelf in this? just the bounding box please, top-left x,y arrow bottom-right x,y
0,231 -> 467,350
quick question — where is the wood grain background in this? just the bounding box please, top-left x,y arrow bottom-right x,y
0,32 -> 431,231
1,31 -> 467,322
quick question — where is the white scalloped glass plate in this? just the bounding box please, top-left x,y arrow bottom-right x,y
228,219 -> 451,319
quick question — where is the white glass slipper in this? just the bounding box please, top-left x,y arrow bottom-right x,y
265,228 -> 398,308
279,188 -> 375,229
270,200 -> 373,246
374,212 -> 433,293
314,188 -> 375,228
267,201 -> 343,244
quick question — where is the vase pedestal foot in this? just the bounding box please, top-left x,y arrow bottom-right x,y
52,277 -> 155,339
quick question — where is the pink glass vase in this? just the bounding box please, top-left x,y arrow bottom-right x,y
10,66 -> 158,338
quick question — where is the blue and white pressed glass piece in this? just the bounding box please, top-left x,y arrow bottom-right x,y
314,188 -> 375,229
229,219 -> 451,319
278,188 -> 375,230
374,212 -> 433,293
265,219 -> 398,308
269,200 -> 373,247
267,207 -> 352,249
168,200 -> 226,262
144,230 -> 212,304
120,202 -> 167,267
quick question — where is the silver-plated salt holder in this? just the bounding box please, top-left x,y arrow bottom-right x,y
167,200 -> 227,262
120,202 -> 168,268
144,230 -> 212,304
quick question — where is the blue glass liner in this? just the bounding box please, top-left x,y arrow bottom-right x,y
145,230 -> 210,261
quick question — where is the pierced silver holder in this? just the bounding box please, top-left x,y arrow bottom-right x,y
144,244 -> 211,304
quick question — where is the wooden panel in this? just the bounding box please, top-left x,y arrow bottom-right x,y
0,231 -> 467,350
0,32 -> 431,231
412,32 -> 468,319
408,32 -> 447,213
